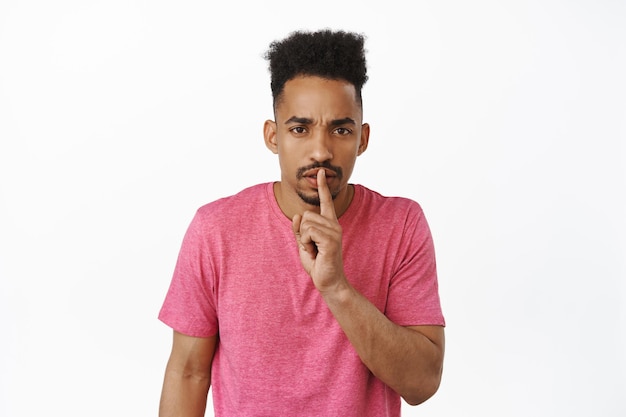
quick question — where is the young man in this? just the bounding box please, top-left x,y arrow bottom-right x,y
158,29 -> 445,416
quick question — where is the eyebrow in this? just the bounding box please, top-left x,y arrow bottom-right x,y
330,117 -> 356,126
284,116 -> 356,126
285,116 -> 313,125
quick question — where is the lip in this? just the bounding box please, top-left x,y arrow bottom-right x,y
304,176 -> 329,188
302,168 -> 337,178
303,169 -> 336,187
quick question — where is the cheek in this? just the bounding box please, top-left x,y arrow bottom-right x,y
339,150 -> 360,177
277,148 -> 300,174
278,140 -> 307,161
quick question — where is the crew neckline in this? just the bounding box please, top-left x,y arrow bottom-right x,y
265,182 -> 362,228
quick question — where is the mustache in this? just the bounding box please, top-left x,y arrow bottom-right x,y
296,161 -> 343,180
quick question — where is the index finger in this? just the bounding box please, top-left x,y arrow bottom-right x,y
317,169 -> 336,219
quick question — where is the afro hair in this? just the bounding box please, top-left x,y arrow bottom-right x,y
265,29 -> 368,108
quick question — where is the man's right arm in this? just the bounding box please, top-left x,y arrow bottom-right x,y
159,331 -> 218,417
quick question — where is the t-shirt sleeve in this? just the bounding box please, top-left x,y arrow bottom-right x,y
158,210 -> 219,337
385,203 -> 445,327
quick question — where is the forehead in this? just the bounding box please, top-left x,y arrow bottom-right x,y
275,76 -> 360,118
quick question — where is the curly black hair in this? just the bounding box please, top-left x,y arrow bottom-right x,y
264,29 -> 368,109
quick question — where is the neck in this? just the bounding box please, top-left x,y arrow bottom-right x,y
273,182 -> 354,220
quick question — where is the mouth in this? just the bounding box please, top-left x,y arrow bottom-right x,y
296,163 -> 344,191
297,163 -> 343,182
302,168 -> 337,180
301,168 -> 339,190
295,164 -> 343,205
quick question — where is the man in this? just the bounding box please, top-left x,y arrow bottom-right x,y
158,29 -> 445,416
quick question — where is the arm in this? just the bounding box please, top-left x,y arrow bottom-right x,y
322,283 -> 444,405
159,331 -> 218,417
292,169 -> 444,405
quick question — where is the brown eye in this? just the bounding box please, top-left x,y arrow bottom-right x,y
290,126 -> 307,135
334,127 -> 352,136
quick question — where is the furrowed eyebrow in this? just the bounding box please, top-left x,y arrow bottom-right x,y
330,118 -> 356,126
283,116 -> 356,126
285,116 -> 313,125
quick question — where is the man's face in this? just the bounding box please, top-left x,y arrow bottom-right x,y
264,75 -> 369,212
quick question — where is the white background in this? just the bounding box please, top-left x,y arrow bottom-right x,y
1,1 -> 625,416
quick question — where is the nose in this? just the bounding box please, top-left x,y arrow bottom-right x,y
310,130 -> 333,162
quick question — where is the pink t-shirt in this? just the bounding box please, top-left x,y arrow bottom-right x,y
159,183 -> 444,416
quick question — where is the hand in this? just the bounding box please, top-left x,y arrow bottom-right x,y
292,169 -> 346,292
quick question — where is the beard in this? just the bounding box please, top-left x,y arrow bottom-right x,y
296,189 -> 340,206
295,161 -> 343,206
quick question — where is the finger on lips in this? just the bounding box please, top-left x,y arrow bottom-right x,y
317,169 -> 335,218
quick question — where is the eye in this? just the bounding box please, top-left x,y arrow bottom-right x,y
334,127 -> 353,136
289,126 -> 307,135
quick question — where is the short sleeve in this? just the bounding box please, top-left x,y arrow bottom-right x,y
385,204 -> 445,327
158,210 -> 219,337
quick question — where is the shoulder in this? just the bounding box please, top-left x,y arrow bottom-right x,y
190,183 -> 272,230
354,184 -> 425,218
196,183 -> 270,215
348,185 -> 432,241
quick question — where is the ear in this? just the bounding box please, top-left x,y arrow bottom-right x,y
264,119 -> 278,154
357,123 -> 370,156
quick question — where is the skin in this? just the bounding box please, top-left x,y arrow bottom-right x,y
263,76 -> 369,220
159,75 -> 444,415
159,331 -> 216,417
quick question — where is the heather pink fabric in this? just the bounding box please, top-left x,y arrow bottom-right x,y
159,182 -> 444,416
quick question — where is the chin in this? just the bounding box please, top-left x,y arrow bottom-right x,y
296,188 -> 340,207
296,190 -> 321,207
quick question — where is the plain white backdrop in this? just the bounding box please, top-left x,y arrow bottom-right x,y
1,1 -> 625,416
